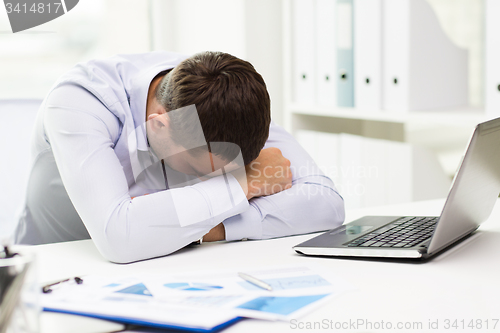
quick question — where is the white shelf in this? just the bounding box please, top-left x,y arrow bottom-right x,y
288,104 -> 488,128
282,0 -> 490,145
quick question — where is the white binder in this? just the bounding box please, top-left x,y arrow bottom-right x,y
292,0 -> 316,105
485,0 -> 500,117
296,131 -> 449,210
315,0 -> 336,107
336,0 -> 354,107
354,0 -> 383,111
361,135 -> 387,207
296,130 -> 320,163
382,0 -> 468,112
316,131 -> 340,181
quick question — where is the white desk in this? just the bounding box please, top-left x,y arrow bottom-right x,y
26,199 -> 500,333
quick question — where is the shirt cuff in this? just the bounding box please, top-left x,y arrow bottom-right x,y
185,173 -> 248,226
223,203 -> 263,241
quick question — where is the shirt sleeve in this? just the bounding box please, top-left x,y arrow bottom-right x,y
43,85 -> 248,263
222,121 -> 345,241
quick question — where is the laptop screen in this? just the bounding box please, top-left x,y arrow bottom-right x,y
428,117 -> 500,254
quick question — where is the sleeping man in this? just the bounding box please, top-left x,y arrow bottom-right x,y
15,51 -> 344,263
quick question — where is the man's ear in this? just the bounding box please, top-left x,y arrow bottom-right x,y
147,113 -> 169,133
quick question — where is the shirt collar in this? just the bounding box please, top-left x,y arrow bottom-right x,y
128,64 -> 175,151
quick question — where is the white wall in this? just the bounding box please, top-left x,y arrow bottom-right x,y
151,0 -> 246,58
150,0 -> 284,124
426,0 -> 484,107
244,0 -> 284,127
0,0 -> 151,99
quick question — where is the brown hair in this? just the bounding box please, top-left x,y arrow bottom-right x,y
155,51 -> 271,165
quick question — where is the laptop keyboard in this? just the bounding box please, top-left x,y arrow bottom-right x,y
346,217 -> 438,248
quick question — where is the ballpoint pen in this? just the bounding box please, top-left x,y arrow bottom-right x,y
42,276 -> 83,293
238,272 -> 273,291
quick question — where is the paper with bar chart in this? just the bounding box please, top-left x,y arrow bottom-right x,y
41,265 -> 353,326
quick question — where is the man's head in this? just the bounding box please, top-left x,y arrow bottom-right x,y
152,51 -> 271,168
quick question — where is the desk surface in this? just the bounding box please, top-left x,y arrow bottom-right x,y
26,199 -> 500,333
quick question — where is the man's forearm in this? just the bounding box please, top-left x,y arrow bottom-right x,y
223,181 -> 344,242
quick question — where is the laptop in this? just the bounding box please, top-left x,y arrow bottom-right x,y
294,116 -> 500,260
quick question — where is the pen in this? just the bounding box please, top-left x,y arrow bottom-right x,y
238,272 -> 273,291
1,245 -> 18,259
42,276 -> 83,293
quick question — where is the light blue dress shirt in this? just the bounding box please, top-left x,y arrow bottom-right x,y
15,51 -> 345,263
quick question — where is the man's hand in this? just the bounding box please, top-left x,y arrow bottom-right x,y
244,147 -> 293,200
202,223 -> 225,242
202,148 -> 292,243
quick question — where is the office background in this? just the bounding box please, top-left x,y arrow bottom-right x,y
0,0 -> 493,238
